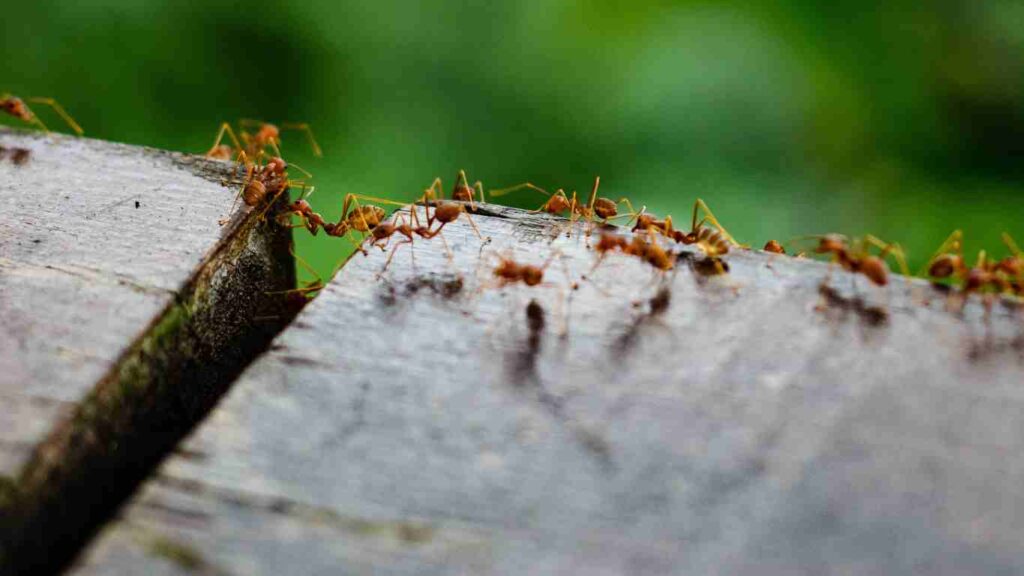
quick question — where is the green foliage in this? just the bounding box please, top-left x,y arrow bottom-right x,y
3,0 -> 1022,279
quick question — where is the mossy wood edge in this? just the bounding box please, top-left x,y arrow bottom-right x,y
0,129 -> 298,574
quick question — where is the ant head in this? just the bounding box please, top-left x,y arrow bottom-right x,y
265,156 -> 288,175
547,193 -> 572,213
1,97 -> 30,121
451,184 -> 474,202
764,240 -> 785,254
860,255 -> 889,286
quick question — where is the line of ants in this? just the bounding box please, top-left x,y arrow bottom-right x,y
3,95 -> 1018,315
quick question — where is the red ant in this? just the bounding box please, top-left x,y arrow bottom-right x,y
220,156 -> 312,225
593,232 -> 675,272
1,94 -> 83,135
763,240 -> 786,254
278,186 -> 327,235
490,176 -> 634,234
320,194 -> 388,243
923,230 -> 1019,308
207,119 -> 322,162
632,199 -> 740,258
414,174 -> 486,240
423,169 -> 486,204
806,234 -> 909,287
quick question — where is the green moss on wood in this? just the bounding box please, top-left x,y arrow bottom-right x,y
146,536 -> 207,573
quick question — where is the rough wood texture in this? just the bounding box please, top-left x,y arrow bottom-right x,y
76,203 -> 1024,575
0,128 -> 296,572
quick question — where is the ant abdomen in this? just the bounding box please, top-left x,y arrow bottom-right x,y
592,197 -> 618,220
243,179 -> 268,206
859,256 -> 889,286
928,255 -> 960,279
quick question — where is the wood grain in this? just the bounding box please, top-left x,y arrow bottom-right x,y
76,203 -> 1024,575
0,128 -> 296,573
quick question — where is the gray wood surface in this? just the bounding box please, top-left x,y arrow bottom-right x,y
75,203 -> 1024,575
0,128 -> 295,572
0,128 -> 242,478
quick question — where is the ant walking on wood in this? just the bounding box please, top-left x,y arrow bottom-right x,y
1,94 -> 83,135
490,176 -> 635,236
922,230 -> 1020,311
219,156 -> 313,225
592,231 -> 675,273
804,233 -> 910,291
207,119 -> 322,162
422,169 -> 487,204
630,199 -> 738,274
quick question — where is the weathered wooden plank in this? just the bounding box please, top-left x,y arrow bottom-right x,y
0,128 -> 296,572
75,203 -> 1024,575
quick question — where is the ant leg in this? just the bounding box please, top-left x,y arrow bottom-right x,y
1003,232 -> 1022,256
257,183 -> 310,222
208,122 -> 244,157
693,199 -> 741,247
423,177 -> 444,203
26,97 -> 83,135
267,243 -> 324,297
473,181 -> 486,204
23,107 -> 50,133
489,182 -> 553,201
281,122 -> 323,157
379,239 -> 414,277
459,208 -> 485,241
432,227 -> 458,272
219,162 -> 259,225
864,235 -> 911,278
612,198 -> 644,227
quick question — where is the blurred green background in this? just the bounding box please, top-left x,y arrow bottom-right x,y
3,0 -> 1022,283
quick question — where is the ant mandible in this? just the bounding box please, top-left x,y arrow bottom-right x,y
1,94 -> 83,135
